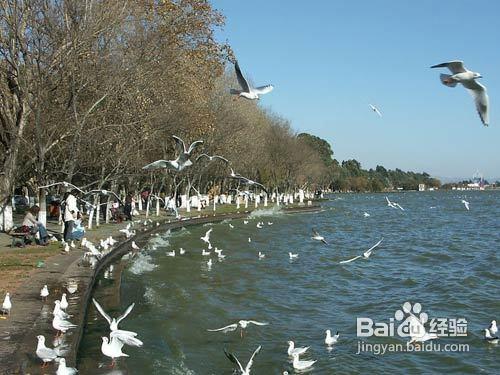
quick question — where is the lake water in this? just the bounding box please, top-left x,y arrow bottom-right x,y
78,191 -> 500,374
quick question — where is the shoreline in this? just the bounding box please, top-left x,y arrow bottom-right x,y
0,204 -> 321,374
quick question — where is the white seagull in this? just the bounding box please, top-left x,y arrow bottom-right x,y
53,300 -> 71,320
224,345 -> 261,375
339,238 -> 384,264
60,293 -> 69,310
386,196 -> 404,211
196,153 -> 229,164
1,293 -> 11,315
40,285 -> 49,301
92,298 -> 136,332
289,252 -> 298,260
231,60 -> 273,100
311,228 -> 328,244
408,314 -> 438,344
363,212 -> 370,217
142,135 -> 203,171
36,335 -> 59,367
131,241 -> 140,250
461,199 -> 470,211
201,228 -> 212,244
369,104 -> 382,117
208,320 -> 269,338
484,328 -> 499,344
287,341 -> 309,356
101,334 -> 129,366
431,60 -> 489,126
488,320 -> 498,335
166,250 -> 175,257
291,352 -> 316,371
325,330 -> 339,345
56,358 -> 78,375
207,259 -> 213,268
258,251 -> 266,259
202,249 -> 211,256
179,248 -> 186,255
52,314 -> 77,335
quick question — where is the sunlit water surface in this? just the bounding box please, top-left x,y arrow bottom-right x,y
78,191 -> 500,374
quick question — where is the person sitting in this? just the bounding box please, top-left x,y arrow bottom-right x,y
22,205 -> 49,245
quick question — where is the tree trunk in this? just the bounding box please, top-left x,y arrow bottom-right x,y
38,189 -> 47,227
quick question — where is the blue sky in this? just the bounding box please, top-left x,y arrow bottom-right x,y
211,0 -> 500,180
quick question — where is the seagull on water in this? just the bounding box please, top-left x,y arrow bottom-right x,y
40,285 -> 49,301
363,212 -> 370,217
431,60 -> 489,126
386,196 -> 404,211
208,320 -> 269,338
339,238 -> 384,264
207,259 -> 213,268
56,358 -> 78,375
325,330 -> 339,345
484,328 -> 499,344
287,341 -> 309,356
202,249 -> 211,256
243,220 -> 249,225
166,250 -> 175,257
229,223 -> 234,229
179,248 -> 186,255
256,222 -> 263,229
248,237 -> 252,243
224,345 -> 261,375
488,320 -> 498,335
142,135 -> 203,171
1,293 -> 11,316
369,104 -> 382,117
461,199 -> 470,211
408,314 -> 438,344
311,228 -> 328,244
258,251 -> 266,259
201,228 -> 212,244
231,60 -> 273,100
292,352 -> 316,371
36,335 -> 59,367
289,252 -> 298,260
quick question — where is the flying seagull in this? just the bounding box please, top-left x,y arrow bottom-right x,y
84,189 -> 123,206
142,135 -> 203,171
228,168 -> 268,194
369,104 -> 382,117
461,199 -> 470,211
224,345 -> 261,375
92,298 -> 136,332
431,60 -> 489,126
196,153 -> 229,164
200,228 -> 212,244
311,228 -> 328,244
230,60 -> 273,100
386,196 -> 404,211
208,320 -> 269,337
339,238 -> 384,264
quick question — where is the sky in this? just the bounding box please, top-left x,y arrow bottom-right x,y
210,0 -> 500,181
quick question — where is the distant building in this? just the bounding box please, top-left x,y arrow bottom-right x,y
418,184 -> 425,191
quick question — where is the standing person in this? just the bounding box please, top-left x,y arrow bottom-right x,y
63,189 -> 79,242
124,193 -> 133,221
22,205 -> 49,245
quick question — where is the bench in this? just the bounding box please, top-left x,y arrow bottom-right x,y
7,229 -> 37,248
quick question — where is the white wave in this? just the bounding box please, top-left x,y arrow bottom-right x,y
129,253 -> 158,275
249,206 -> 284,218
